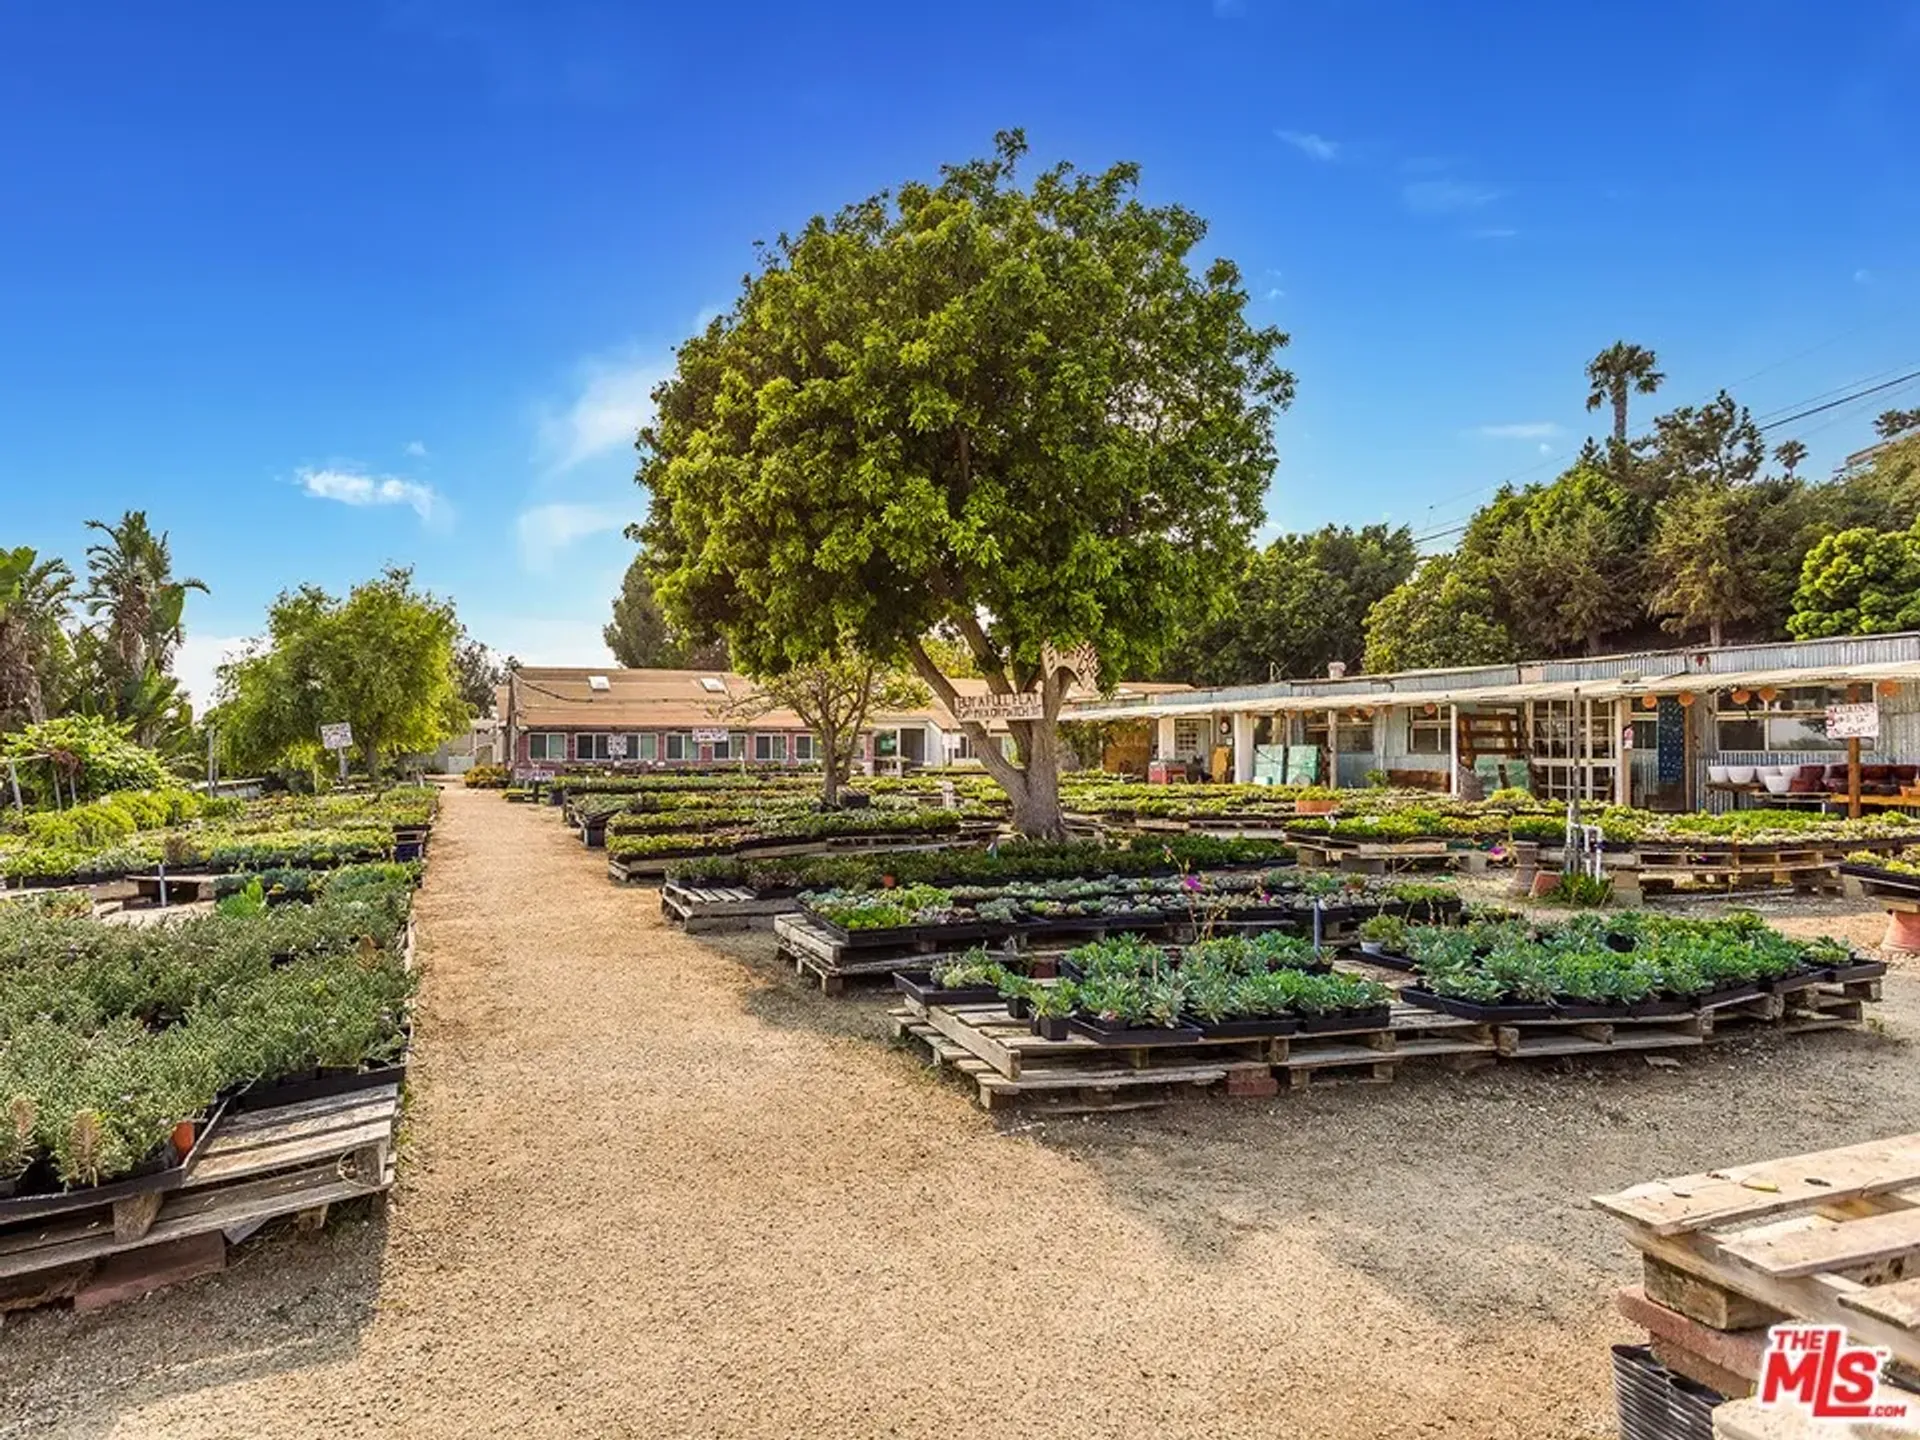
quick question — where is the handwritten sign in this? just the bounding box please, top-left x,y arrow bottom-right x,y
319,722 -> 354,751
692,727 -> 730,744
1826,702 -> 1879,740
607,734 -> 629,759
954,692 -> 1044,723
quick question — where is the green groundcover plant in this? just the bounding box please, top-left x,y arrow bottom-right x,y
0,863 -> 417,1189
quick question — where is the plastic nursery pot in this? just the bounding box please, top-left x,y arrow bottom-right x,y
1031,1015 -> 1072,1041
1007,995 -> 1033,1020
1067,1015 -> 1204,1047
1185,1014 -> 1301,1039
1294,1005 -> 1392,1035
1398,988 -> 1555,1023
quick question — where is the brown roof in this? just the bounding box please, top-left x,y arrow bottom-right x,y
505,666 -> 1188,733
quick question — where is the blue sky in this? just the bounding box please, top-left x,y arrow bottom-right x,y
3,1 -> 1917,707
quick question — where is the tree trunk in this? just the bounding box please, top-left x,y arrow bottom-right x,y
1613,392 -> 1629,444
1709,617 -> 1724,648
1586,629 -> 1606,656
1008,721 -> 1067,839
820,720 -> 840,808
361,739 -> 379,785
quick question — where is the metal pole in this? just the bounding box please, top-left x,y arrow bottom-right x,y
6,759 -> 20,814
1848,683 -> 1863,820
206,725 -> 217,791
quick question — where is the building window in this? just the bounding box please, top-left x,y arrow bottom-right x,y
635,733 -> 659,762
709,733 -> 733,761
1715,686 -> 1865,753
664,733 -> 690,761
1407,713 -> 1449,756
874,729 -> 899,758
1304,715 -> 1375,754
1173,718 -> 1204,758
753,733 -> 785,762
793,734 -> 815,762
575,733 -> 637,762
527,733 -> 567,762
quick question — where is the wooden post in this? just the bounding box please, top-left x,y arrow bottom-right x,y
1327,708 -> 1340,790
1848,682 -> 1863,820
1614,698 -> 1631,807
1448,703 -> 1460,797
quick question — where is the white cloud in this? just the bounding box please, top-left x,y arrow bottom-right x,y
536,354 -> 672,473
470,613 -> 618,668
173,633 -> 251,713
298,466 -> 446,524
404,439 -> 429,457
1264,286 -> 1285,301
1473,422 -> 1561,440
1277,129 -> 1340,162
516,501 -> 631,571
1537,441 -> 1553,456
1403,179 -> 1502,214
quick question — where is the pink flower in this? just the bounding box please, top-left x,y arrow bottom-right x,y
1182,874 -> 1203,892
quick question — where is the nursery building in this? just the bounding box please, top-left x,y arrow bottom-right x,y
1063,631 -> 1920,812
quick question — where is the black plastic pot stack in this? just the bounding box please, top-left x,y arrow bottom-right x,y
1612,1345 -> 1722,1440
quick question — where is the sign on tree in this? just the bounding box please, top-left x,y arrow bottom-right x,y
319,722 -> 354,751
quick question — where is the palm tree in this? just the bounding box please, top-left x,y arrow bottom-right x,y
1584,341 -> 1665,444
0,547 -> 75,727
1774,439 -> 1808,478
83,511 -> 206,685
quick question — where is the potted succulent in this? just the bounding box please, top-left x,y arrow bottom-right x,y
892,948 -> 1007,1007
1029,981 -> 1077,1041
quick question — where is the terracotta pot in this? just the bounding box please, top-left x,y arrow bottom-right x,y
171,1119 -> 197,1158
1295,798 -> 1338,815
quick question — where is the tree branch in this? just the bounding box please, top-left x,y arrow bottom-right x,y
904,636 -> 1024,791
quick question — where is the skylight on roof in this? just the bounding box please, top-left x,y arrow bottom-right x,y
587,675 -> 611,692
699,677 -> 727,693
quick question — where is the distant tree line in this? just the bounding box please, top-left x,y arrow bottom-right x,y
1158,344 -> 1920,685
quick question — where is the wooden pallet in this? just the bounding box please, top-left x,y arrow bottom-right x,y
1594,1133 -> 1920,1373
0,1085 -> 400,1318
1634,842 -> 1863,896
660,883 -> 799,933
1287,834 -> 1452,874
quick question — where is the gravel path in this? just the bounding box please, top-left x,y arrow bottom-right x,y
3,789 -> 1916,1439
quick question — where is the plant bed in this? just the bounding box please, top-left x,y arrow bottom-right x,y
228,1051 -> 410,1112
1398,987 -> 1556,1023
1827,958 -> 1888,984
892,971 -> 1004,1008
1068,1015 -> 1205,1047
0,1093 -> 231,1220
1294,1004 -> 1393,1035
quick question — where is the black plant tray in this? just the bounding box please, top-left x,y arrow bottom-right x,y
1021,911 -> 1168,935
1398,988 -> 1555,1023
1031,1015 -> 1072,1041
229,1056 -> 408,1113
892,972 -> 1003,1008
0,1093 -> 231,1222
1828,958 -> 1889,984
1185,1014 -> 1301,1039
1295,1005 -> 1394,1035
1629,996 -> 1694,1018
1762,965 -> 1836,995
1068,1016 -> 1205,1047
1355,944 -> 1417,972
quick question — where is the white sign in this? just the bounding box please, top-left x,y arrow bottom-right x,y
1041,640 -> 1101,693
514,765 -> 553,783
692,727 -> 729,744
1826,702 -> 1880,740
954,692 -> 1045,723
319,722 -> 354,751
607,734 -> 629,759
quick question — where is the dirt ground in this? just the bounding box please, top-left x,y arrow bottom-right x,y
2,790 -> 1915,1439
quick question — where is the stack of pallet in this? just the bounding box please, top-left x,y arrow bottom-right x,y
1593,1134 -> 1920,1440
0,1084 -> 401,1325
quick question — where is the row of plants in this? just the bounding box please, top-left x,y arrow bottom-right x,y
801,868 -> 1458,943
606,806 -> 969,862
1844,847 -> 1920,878
900,934 -> 1391,1043
662,835 -> 1297,891
0,863 -> 417,1195
1375,911 -> 1874,1019
0,788 -> 436,885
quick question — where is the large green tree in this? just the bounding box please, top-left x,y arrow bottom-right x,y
604,555 -> 728,670
1161,524 -> 1417,685
212,567 -> 467,780
636,132 -> 1292,835
1788,522 -> 1920,639
1468,467 -> 1646,655
1361,555 -> 1513,673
